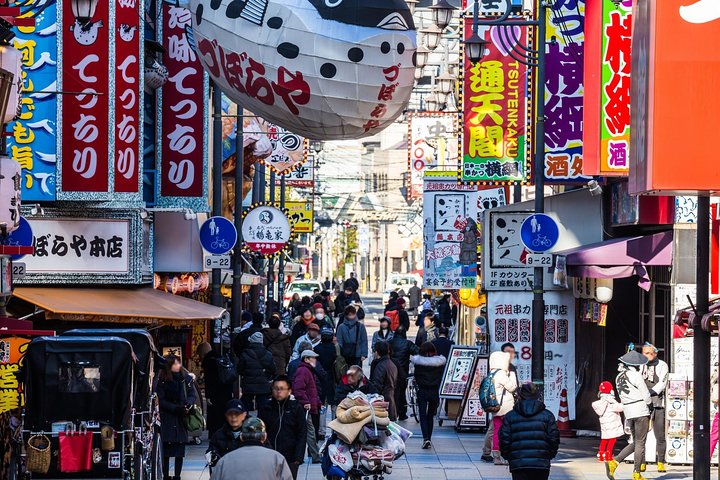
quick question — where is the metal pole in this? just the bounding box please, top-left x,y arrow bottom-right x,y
531,1 -> 548,393
277,175 -> 286,308
231,104 -> 244,329
249,145 -> 263,314
694,195 -> 710,480
266,171 -> 276,319
211,83 -> 223,308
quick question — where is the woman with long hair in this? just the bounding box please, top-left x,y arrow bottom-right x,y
157,354 -> 196,480
411,342 -> 447,449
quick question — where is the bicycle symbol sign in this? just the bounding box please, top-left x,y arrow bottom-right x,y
520,214 -> 559,253
199,216 -> 237,255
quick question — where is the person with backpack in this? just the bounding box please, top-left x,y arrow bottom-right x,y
607,350 -> 652,480
394,298 -> 411,331
592,381 -> 624,463
198,342 -> 235,437
370,341 -> 399,421
263,314 -> 292,375
314,327 -> 339,439
336,305 -> 368,367
390,327 -> 419,421
372,316 -> 394,354
411,342 -> 447,449
499,382 -> 560,480
484,350 -> 518,465
237,332 -> 276,412
482,343 -> 519,462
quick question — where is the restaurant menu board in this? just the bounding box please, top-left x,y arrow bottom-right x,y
439,345 -> 481,399
456,356 -> 489,430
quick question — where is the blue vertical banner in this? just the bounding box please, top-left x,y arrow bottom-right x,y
10,0 -> 58,201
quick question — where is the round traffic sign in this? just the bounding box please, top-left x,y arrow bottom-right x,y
520,214 -> 560,253
199,216 -> 237,255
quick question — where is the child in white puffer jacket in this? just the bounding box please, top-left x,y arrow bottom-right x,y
592,381 -> 624,462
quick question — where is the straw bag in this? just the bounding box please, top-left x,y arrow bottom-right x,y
26,434 -> 51,474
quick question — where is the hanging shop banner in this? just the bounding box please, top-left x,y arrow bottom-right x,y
583,0 -> 632,176
439,345 -> 480,400
286,201 -> 314,234
282,157 -> 315,188
630,0 -> 720,195
0,336 -> 29,412
159,5 -> 208,201
241,205 -> 292,256
423,172 -> 478,290
10,2 -> 58,201
23,218 -> 130,273
408,112 -> 458,199
257,121 -> 308,175
114,0 -> 142,192
456,355 -> 489,430
543,0 -> 590,183
486,211 -> 532,290
488,290 -> 576,419
60,0 -> 110,193
461,18 -> 530,184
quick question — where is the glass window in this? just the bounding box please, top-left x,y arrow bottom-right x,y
59,363 -> 101,393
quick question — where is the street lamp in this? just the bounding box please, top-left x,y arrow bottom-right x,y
420,24 -> 443,51
415,45 -> 430,69
436,70 -> 456,95
424,94 -> 438,112
465,0 -> 548,395
312,141 -> 324,154
429,0 -> 457,31
71,0 -> 99,27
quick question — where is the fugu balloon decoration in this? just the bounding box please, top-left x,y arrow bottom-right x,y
189,0 -> 417,140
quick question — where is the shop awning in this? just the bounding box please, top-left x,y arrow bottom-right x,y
555,231 -> 673,287
12,287 -> 226,326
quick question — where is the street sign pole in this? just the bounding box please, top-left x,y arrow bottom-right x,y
211,83 -> 224,308
277,174 -> 286,309
266,170 -> 276,319
232,103 -> 244,329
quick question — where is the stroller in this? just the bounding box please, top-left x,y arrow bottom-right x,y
16,332 -> 161,480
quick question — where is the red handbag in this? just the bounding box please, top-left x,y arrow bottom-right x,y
58,425 -> 93,473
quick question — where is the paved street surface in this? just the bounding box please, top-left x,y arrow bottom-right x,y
180,293 -> 698,479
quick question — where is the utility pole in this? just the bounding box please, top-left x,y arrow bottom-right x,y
211,83 -> 223,308
231,104 -> 244,328
266,170 -> 276,319
694,195 -> 710,479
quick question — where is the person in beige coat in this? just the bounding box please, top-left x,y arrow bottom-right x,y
489,350 -> 518,465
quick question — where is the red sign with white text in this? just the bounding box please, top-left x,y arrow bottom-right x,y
161,5 -> 205,197
61,0 -> 110,192
114,0 -> 141,192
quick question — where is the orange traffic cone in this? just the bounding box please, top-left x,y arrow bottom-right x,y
557,388 -> 576,438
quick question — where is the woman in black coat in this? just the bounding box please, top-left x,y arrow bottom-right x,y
411,342 -> 447,449
157,354 -> 197,480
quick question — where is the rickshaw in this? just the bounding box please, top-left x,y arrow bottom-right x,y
17,333 -> 161,480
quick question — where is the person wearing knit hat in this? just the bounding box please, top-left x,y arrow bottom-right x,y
237,328 -> 276,413
608,350 -> 652,480
290,322 -> 322,363
592,381 -> 624,464
313,302 -> 334,330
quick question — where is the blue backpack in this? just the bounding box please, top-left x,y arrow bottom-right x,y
479,370 -> 504,413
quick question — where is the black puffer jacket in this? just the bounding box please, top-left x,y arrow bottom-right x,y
499,399 -> 560,471
258,397 -> 307,464
207,423 -> 244,463
157,373 -> 197,443
411,354 -> 446,395
237,343 -> 276,395
390,335 -> 419,375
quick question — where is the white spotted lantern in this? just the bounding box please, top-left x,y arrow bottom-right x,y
0,156 -> 21,235
188,0 -> 417,140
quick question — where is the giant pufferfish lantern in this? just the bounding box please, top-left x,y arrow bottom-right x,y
189,0 -> 417,140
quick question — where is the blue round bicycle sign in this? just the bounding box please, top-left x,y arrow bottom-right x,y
520,214 -> 559,253
199,216 -> 237,255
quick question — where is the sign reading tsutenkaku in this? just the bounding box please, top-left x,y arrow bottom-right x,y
461,18 -> 530,184
408,113 -> 458,199
423,172 -> 478,290
488,290 -> 576,419
543,0 -> 590,183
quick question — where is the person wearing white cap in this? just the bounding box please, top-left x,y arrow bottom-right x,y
607,349 -> 652,480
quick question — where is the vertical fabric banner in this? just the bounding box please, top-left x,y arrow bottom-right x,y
488,290 -> 576,419
408,113 -> 458,199
114,0 -> 142,192
544,0 -> 589,183
160,5 -> 206,198
61,0 -> 110,193
461,18 -> 530,184
423,172 -> 478,289
10,1 -> 58,201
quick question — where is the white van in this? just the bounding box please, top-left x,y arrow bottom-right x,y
382,273 -> 423,304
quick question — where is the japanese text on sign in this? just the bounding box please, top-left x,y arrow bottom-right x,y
0,337 -> 30,413
10,1 -> 58,201
462,19 -> 529,183
408,113 -> 458,199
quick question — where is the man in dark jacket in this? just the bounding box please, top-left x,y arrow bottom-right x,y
263,314 -> 292,374
389,328 -> 419,420
207,399 -> 247,468
237,332 -> 276,412
431,327 -> 454,359
334,287 -> 361,317
343,273 -> 360,292
314,328 -> 337,439
334,366 -> 377,405
233,312 -> 265,357
258,375 -> 307,479
436,294 -> 453,327
499,383 -> 560,480
370,341 -> 398,420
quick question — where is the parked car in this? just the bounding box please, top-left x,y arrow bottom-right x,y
283,279 -> 324,307
382,273 -> 423,304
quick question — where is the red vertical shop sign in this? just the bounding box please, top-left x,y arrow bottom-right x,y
61,0 -> 110,192
114,0 -> 141,192
161,5 -> 205,197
